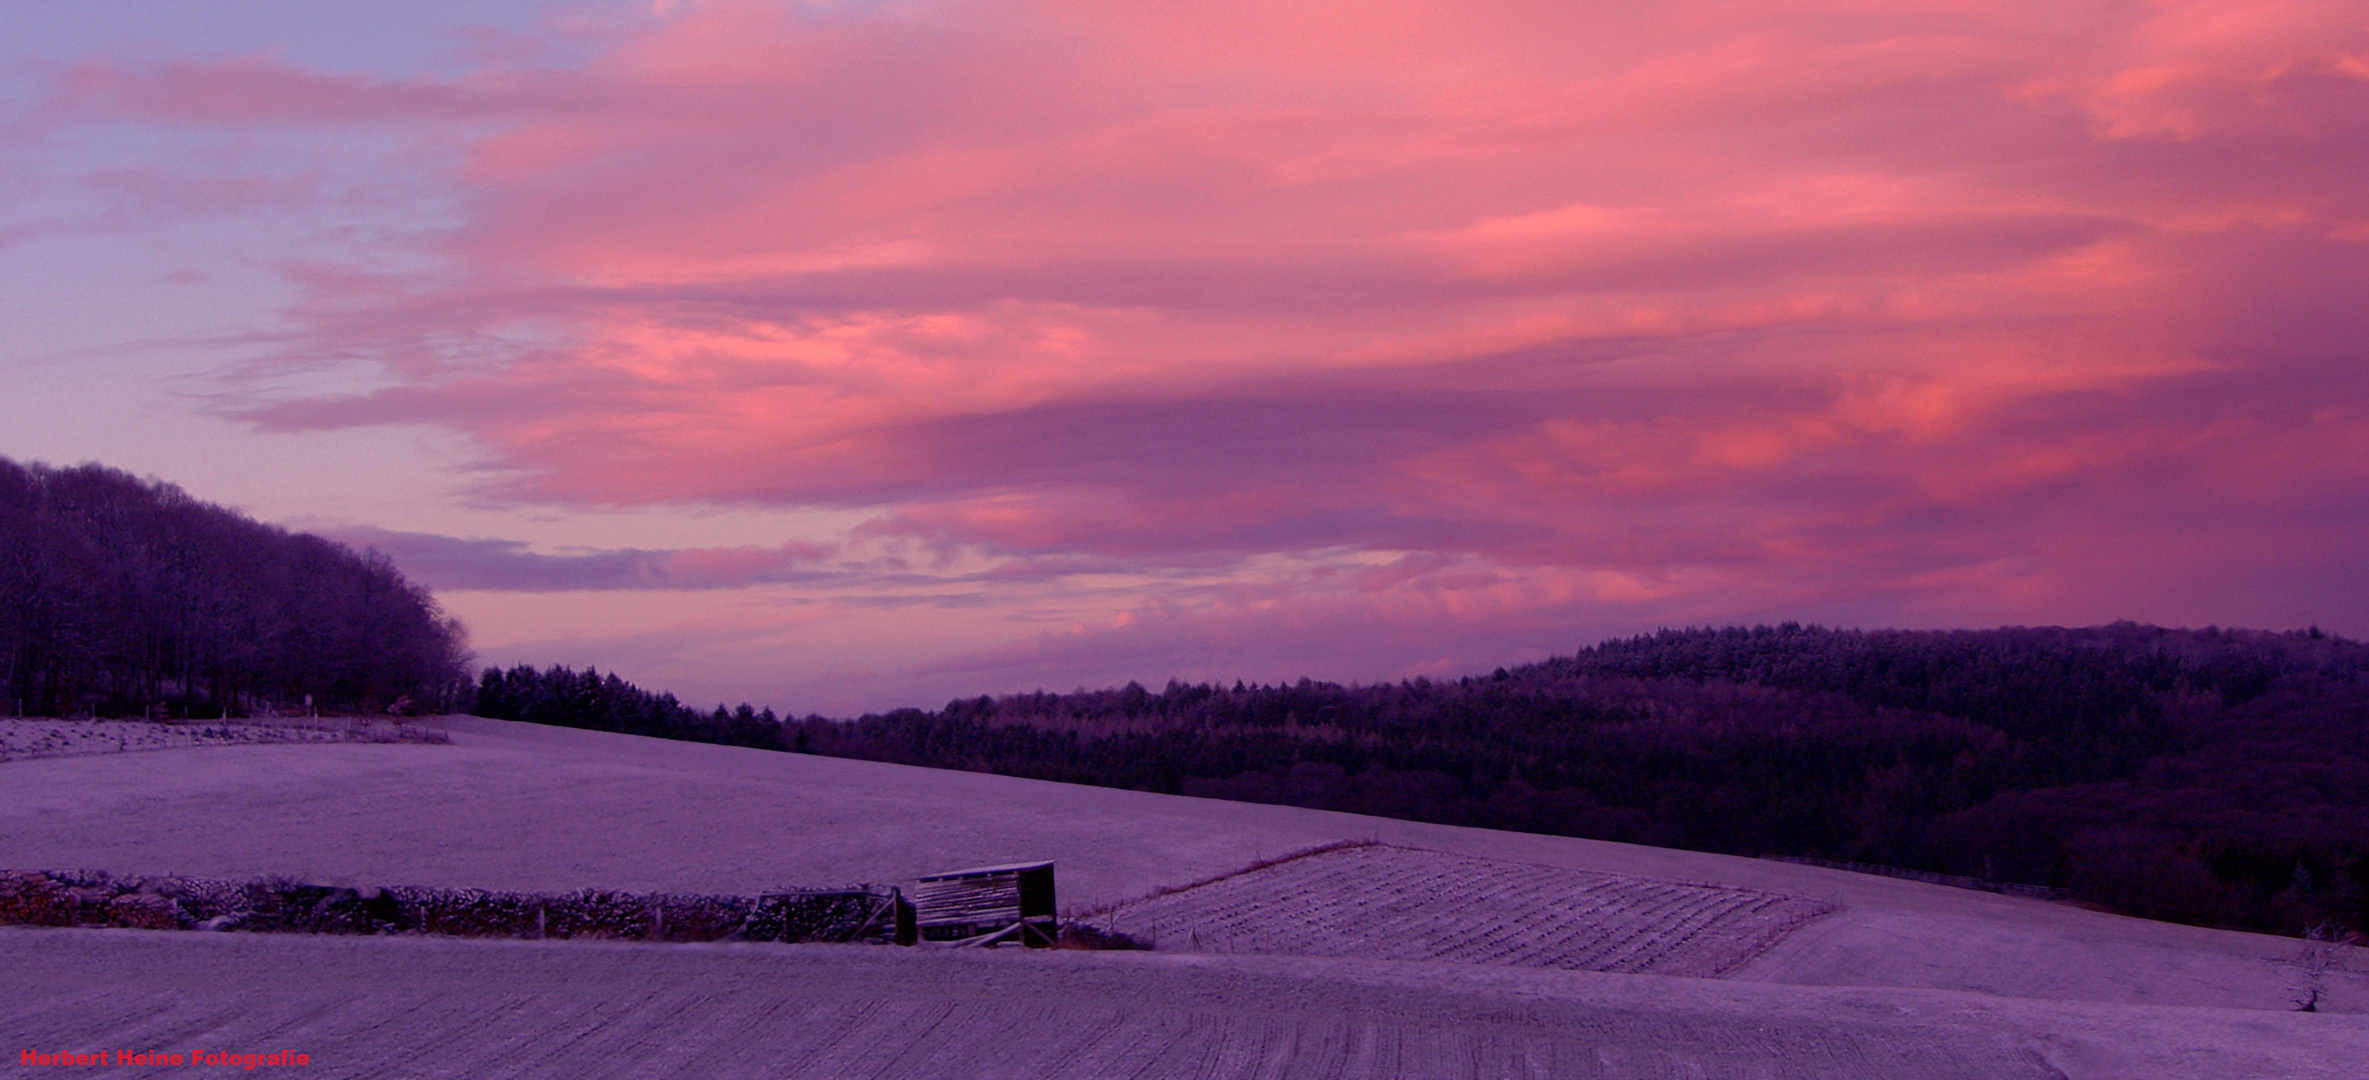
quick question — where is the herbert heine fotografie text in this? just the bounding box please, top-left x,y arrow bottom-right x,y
22,1048 -> 312,1068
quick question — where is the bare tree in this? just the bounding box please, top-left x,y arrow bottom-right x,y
2287,921 -> 2355,1012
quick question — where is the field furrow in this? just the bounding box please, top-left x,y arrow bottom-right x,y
1094,844 -> 1836,977
0,927 -> 2304,1080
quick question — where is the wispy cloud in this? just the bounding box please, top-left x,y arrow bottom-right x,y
327,526 -> 833,591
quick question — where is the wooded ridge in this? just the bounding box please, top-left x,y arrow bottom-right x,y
478,623 -> 2369,938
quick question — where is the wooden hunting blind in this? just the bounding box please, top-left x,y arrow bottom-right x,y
912,861 -> 1056,947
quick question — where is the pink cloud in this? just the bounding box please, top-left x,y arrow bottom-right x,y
325,526 -> 833,592
37,0 -> 2369,700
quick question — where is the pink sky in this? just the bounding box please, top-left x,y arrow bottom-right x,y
5,1 -> 2366,712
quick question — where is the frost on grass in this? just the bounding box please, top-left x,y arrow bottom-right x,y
0,717 -> 447,762
2,932 -> 2087,1080
1086,843 -> 1837,977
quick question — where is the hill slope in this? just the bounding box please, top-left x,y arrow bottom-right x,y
2,718 -> 2363,1077
752,623 -> 2369,937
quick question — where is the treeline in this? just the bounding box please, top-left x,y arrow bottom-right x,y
0,458 -> 469,717
475,624 -> 2369,937
471,664 -> 793,751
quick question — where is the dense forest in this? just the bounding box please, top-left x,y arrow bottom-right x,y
472,663 -> 790,750
481,624 -> 2369,937
0,458 -> 470,717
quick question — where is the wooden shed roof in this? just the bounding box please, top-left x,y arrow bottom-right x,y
918,860 -> 1054,881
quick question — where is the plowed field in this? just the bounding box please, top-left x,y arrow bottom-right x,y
7,717 -> 2366,1078
1095,844 -> 1835,976
2,929 -> 2076,1080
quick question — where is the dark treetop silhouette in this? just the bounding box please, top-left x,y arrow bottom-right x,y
0,457 -> 469,718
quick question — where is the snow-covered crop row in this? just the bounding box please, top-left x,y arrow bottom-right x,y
1093,843 -> 1836,976
4,930 -> 2071,1080
0,717 -> 443,762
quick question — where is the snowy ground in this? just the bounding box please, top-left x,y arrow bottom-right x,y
1086,843 -> 1836,977
7,929 -> 2362,1080
3,715 -> 2364,1077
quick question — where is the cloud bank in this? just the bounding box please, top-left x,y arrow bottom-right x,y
28,0 -> 2369,707
324,526 -> 833,591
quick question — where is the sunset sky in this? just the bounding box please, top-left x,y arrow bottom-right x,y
5,0 -> 2365,713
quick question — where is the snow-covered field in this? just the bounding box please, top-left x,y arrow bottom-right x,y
1088,843 -> 1836,977
0,928 -> 2095,1080
3,716 -> 2364,1077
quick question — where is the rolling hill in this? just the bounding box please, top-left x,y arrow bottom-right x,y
3,716 -> 2363,1077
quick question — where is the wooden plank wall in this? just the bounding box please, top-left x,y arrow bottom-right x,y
913,875 -> 1022,928
913,864 -> 1055,941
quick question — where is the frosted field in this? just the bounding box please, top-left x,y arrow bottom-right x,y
4,715 -> 2365,1077
11,929 -> 2364,1080
0,928 -> 2137,1080
1089,843 -> 1836,977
